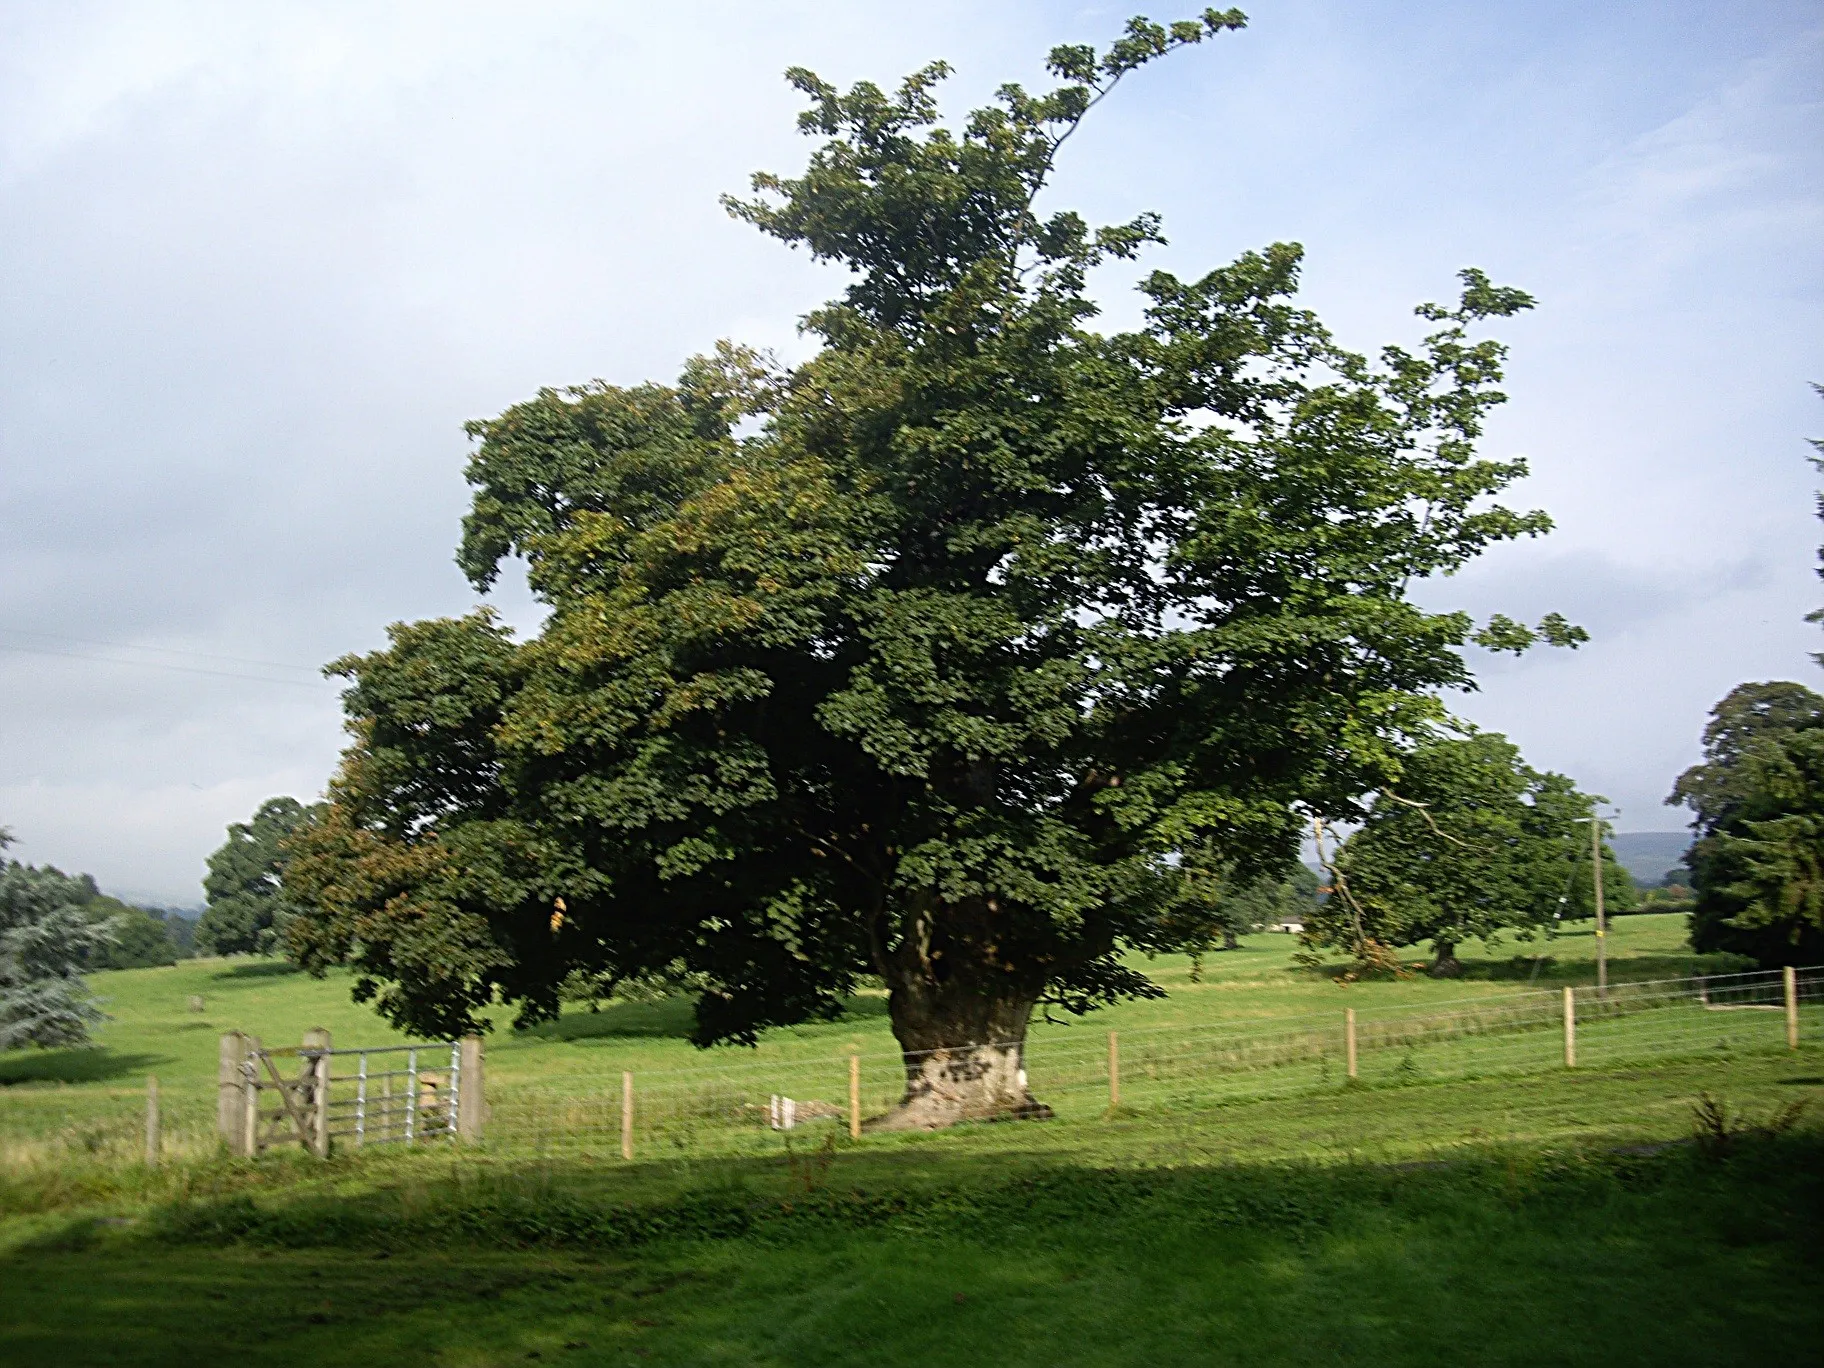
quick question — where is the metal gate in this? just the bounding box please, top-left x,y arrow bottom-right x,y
217,1029 -> 484,1157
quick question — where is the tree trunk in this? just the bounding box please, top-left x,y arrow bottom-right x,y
1429,939 -> 1463,978
866,956 -> 1053,1131
1221,927 -> 1240,952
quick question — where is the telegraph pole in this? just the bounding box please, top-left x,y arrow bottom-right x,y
1587,810 -> 1608,998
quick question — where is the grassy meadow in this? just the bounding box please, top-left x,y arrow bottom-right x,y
2,913 -> 1820,1365
0,913 -> 1809,1164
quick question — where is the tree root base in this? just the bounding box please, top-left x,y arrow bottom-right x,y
862,1098 -> 1055,1133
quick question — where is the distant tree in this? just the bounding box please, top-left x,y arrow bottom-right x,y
157,910 -> 199,959
1161,846 -> 1315,975
1670,681 -> 1824,965
84,897 -> 178,970
197,797 -> 317,956
0,833 -> 116,1048
1306,728 -> 1618,976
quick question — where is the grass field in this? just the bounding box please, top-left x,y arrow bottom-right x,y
2,914 -> 1820,1365
0,913 -> 1791,1154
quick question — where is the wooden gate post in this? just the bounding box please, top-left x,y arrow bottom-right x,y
621,1071 -> 635,1161
1345,1008 -> 1358,1080
1562,988 -> 1576,1069
218,1032 -> 250,1155
457,1036 -> 485,1141
1107,1031 -> 1120,1110
1785,966 -> 1800,1050
241,1034 -> 264,1155
302,1028 -> 332,1157
848,1054 -> 861,1141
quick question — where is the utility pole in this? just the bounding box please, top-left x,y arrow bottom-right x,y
1587,810 -> 1608,999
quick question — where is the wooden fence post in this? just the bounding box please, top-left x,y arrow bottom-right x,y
145,1076 -> 160,1167
848,1054 -> 861,1140
1562,987 -> 1576,1069
217,1031 -> 247,1154
621,1071 -> 634,1161
302,1028 -> 331,1158
1345,1008 -> 1358,1080
1786,966 -> 1800,1050
241,1034 -> 264,1156
458,1036 -> 485,1141
1108,1031 -> 1120,1110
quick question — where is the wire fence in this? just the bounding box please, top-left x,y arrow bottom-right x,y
485,965 -> 1822,1161
3,965 -> 1817,1171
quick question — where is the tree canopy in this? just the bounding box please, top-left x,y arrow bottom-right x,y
287,13 -> 1576,1126
1671,681 -> 1824,965
83,897 -> 180,970
0,832 -> 117,1049
197,796 -> 316,957
1306,728 -> 1621,976
1165,847 -> 1316,971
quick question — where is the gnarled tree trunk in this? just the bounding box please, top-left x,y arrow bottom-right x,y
866,906 -> 1055,1130
1430,938 -> 1463,978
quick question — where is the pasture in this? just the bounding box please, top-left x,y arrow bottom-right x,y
2,913 -> 1820,1365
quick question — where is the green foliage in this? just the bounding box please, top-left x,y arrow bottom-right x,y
80,898 -> 177,970
198,798 -> 318,958
1804,381 -> 1824,665
1162,849 -> 1316,975
0,844 -> 114,1048
1670,681 -> 1824,966
287,16 -> 1572,1073
1305,728 -> 1616,974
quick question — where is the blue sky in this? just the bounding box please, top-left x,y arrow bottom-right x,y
1,1 -> 1819,904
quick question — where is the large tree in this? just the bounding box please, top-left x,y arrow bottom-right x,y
1670,681 -> 1824,965
1307,728 -> 1622,977
287,13 -> 1577,1127
0,832 -> 117,1048
197,796 -> 316,957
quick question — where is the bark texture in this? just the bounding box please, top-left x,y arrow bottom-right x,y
1429,939 -> 1463,978
866,904 -> 1055,1129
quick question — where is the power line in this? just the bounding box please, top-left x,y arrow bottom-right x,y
0,641 -> 333,689
0,627 -> 321,675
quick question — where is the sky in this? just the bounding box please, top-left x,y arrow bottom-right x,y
1,1 -> 1819,906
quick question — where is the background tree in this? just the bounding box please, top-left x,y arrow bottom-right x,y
1671,682 -> 1824,966
1305,728 -> 1616,977
83,897 -> 179,970
1805,381 -> 1823,665
197,797 -> 316,957
0,830 -> 117,1048
288,14 -> 1579,1127
1666,392 -> 1824,965
1164,845 -> 1317,975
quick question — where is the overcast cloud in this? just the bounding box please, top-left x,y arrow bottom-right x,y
1,0 -> 1819,905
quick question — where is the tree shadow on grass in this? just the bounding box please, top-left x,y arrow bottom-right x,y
1288,951 -> 1757,988
213,960 -> 303,981
524,991 -> 891,1044
0,1047 -> 165,1086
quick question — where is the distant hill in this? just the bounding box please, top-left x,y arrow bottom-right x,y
1609,831 -> 1692,886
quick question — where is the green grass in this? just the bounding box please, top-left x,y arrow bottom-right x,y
0,913 -> 1776,1159
2,913 -> 1819,1364
1,1136 -> 1819,1366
